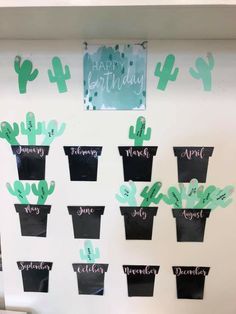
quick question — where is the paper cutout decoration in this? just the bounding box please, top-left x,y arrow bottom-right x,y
14,56 -> 39,94
17,261 -> 53,292
140,182 -> 162,206
0,121 -> 19,145
64,146 -> 102,181
173,146 -> 214,182
83,43 -> 147,110
123,265 -> 160,297
189,53 -> 214,91
154,54 -> 179,90
68,206 -> 105,239
173,266 -> 210,299
48,56 -> 71,93
119,117 -> 157,181
115,180 -> 137,206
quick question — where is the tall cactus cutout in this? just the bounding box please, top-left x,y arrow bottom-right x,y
41,120 -> 66,145
162,186 -> 182,208
20,112 -> 42,145
6,181 -> 30,204
140,182 -> 163,207
14,56 -> 39,94
154,54 -> 179,91
189,53 -> 215,91
80,240 -> 100,263
116,180 -> 137,206
0,121 -> 19,145
129,116 -> 151,146
48,57 -> 71,93
32,180 -> 55,205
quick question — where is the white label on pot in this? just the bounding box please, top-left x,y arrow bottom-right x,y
16,146 -> 45,157
76,207 -> 95,216
174,267 -> 207,277
18,262 -> 50,271
125,147 -> 150,158
182,210 -> 204,220
180,147 -> 204,160
76,264 -> 105,274
131,208 -> 147,220
124,266 -> 158,276
24,205 -> 40,215
70,147 -> 98,158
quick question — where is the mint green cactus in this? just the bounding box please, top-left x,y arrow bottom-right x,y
179,179 -> 203,208
154,54 -> 179,91
41,120 -> 66,145
20,112 -> 42,145
80,240 -> 100,263
140,182 -> 163,207
14,56 -> 39,94
207,186 -> 234,210
189,53 -> 214,91
0,121 -> 19,145
194,185 -> 216,209
48,57 -> 71,93
6,181 -> 30,204
162,186 -> 182,208
116,180 -> 137,206
129,116 -> 151,146
31,180 -> 55,205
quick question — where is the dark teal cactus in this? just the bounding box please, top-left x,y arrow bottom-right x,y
80,240 -> 100,263
140,182 -> 163,207
6,181 -> 30,204
48,56 -> 71,93
0,121 -> 19,145
20,112 -> 42,145
31,180 -> 55,205
154,54 -> 179,91
115,180 -> 137,206
41,120 -> 66,145
14,56 -> 39,94
129,116 -> 151,146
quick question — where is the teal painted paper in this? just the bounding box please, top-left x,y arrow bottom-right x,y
48,57 -> 71,93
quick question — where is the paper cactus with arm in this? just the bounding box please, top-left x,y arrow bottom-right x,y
179,179 -> 203,208
207,185 -> 234,210
41,120 -> 66,145
80,240 -> 100,263
14,56 -> 39,94
129,116 -> 151,146
140,182 -> 163,206
154,54 -> 179,91
20,112 -> 42,145
193,185 -> 216,209
189,53 -> 214,91
6,181 -> 30,204
0,121 -> 19,145
162,186 -> 182,208
115,180 -> 137,206
31,180 -> 55,205
48,57 -> 71,93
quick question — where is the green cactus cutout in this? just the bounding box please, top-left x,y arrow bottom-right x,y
14,56 -> 39,94
0,121 -> 19,145
80,240 -> 100,263
154,54 -> 179,91
31,180 -> 55,205
207,186 -> 234,210
115,180 -> 137,206
129,116 -> 151,146
20,112 -> 42,145
194,185 -> 216,209
162,186 -> 182,208
140,182 -> 163,207
179,179 -> 202,208
48,56 -> 71,93
6,181 -> 30,204
41,120 -> 66,145
189,53 -> 214,91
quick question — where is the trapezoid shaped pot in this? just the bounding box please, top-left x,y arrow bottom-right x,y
11,145 -> 49,180
173,146 -> 214,182
120,207 -> 158,240
73,263 -> 108,295
118,146 -> 157,181
123,265 -> 160,297
64,146 -> 102,181
173,266 -> 210,299
172,209 -> 211,242
68,206 -> 104,239
17,261 -> 53,293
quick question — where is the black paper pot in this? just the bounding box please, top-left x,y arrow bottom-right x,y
173,266 -> 210,299
120,207 -> 158,240
123,265 -> 160,297
118,146 -> 157,181
14,204 -> 51,237
173,146 -> 214,182
172,209 -> 211,242
17,261 -> 53,293
64,146 -> 102,181
68,206 -> 104,239
73,263 -> 108,295
11,145 -> 49,180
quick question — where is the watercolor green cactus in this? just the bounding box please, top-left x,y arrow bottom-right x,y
140,182 -> 163,207
129,116 -> 151,146
80,240 -> 100,263
116,180 -> 137,206
14,56 -> 39,94
41,120 -> 66,145
0,121 -> 19,145
6,181 -> 30,204
20,112 -> 42,145
48,56 -> 71,93
32,180 -> 55,205
154,54 -> 179,91
189,53 -> 215,91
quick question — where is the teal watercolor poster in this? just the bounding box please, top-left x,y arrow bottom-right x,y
83,43 -> 147,110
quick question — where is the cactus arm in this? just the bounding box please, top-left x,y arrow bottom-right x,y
153,193 -> 163,204
6,183 -> 17,196
115,194 -> 127,204
171,68 -> 179,80
128,125 -> 135,140
189,67 -> 201,79
79,249 -> 87,261
207,53 -> 214,69
64,65 -> 71,78
162,187 -> 182,208
57,122 -> 66,136
29,69 -> 39,81
154,62 -> 162,76
48,69 -> 55,82
129,180 -> 137,194
48,181 -> 55,194
143,127 -> 151,141
14,56 -> 21,73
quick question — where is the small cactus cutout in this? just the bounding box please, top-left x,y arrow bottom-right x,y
129,116 -> 151,146
0,121 -> 19,145
41,120 -> 66,145
140,182 -> 163,207
116,180 -> 137,206
154,54 -> 179,91
48,56 -> 71,93
32,180 -> 55,205
6,181 -> 30,204
20,112 -> 42,145
80,240 -> 100,263
189,53 -> 215,91
14,56 -> 39,94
